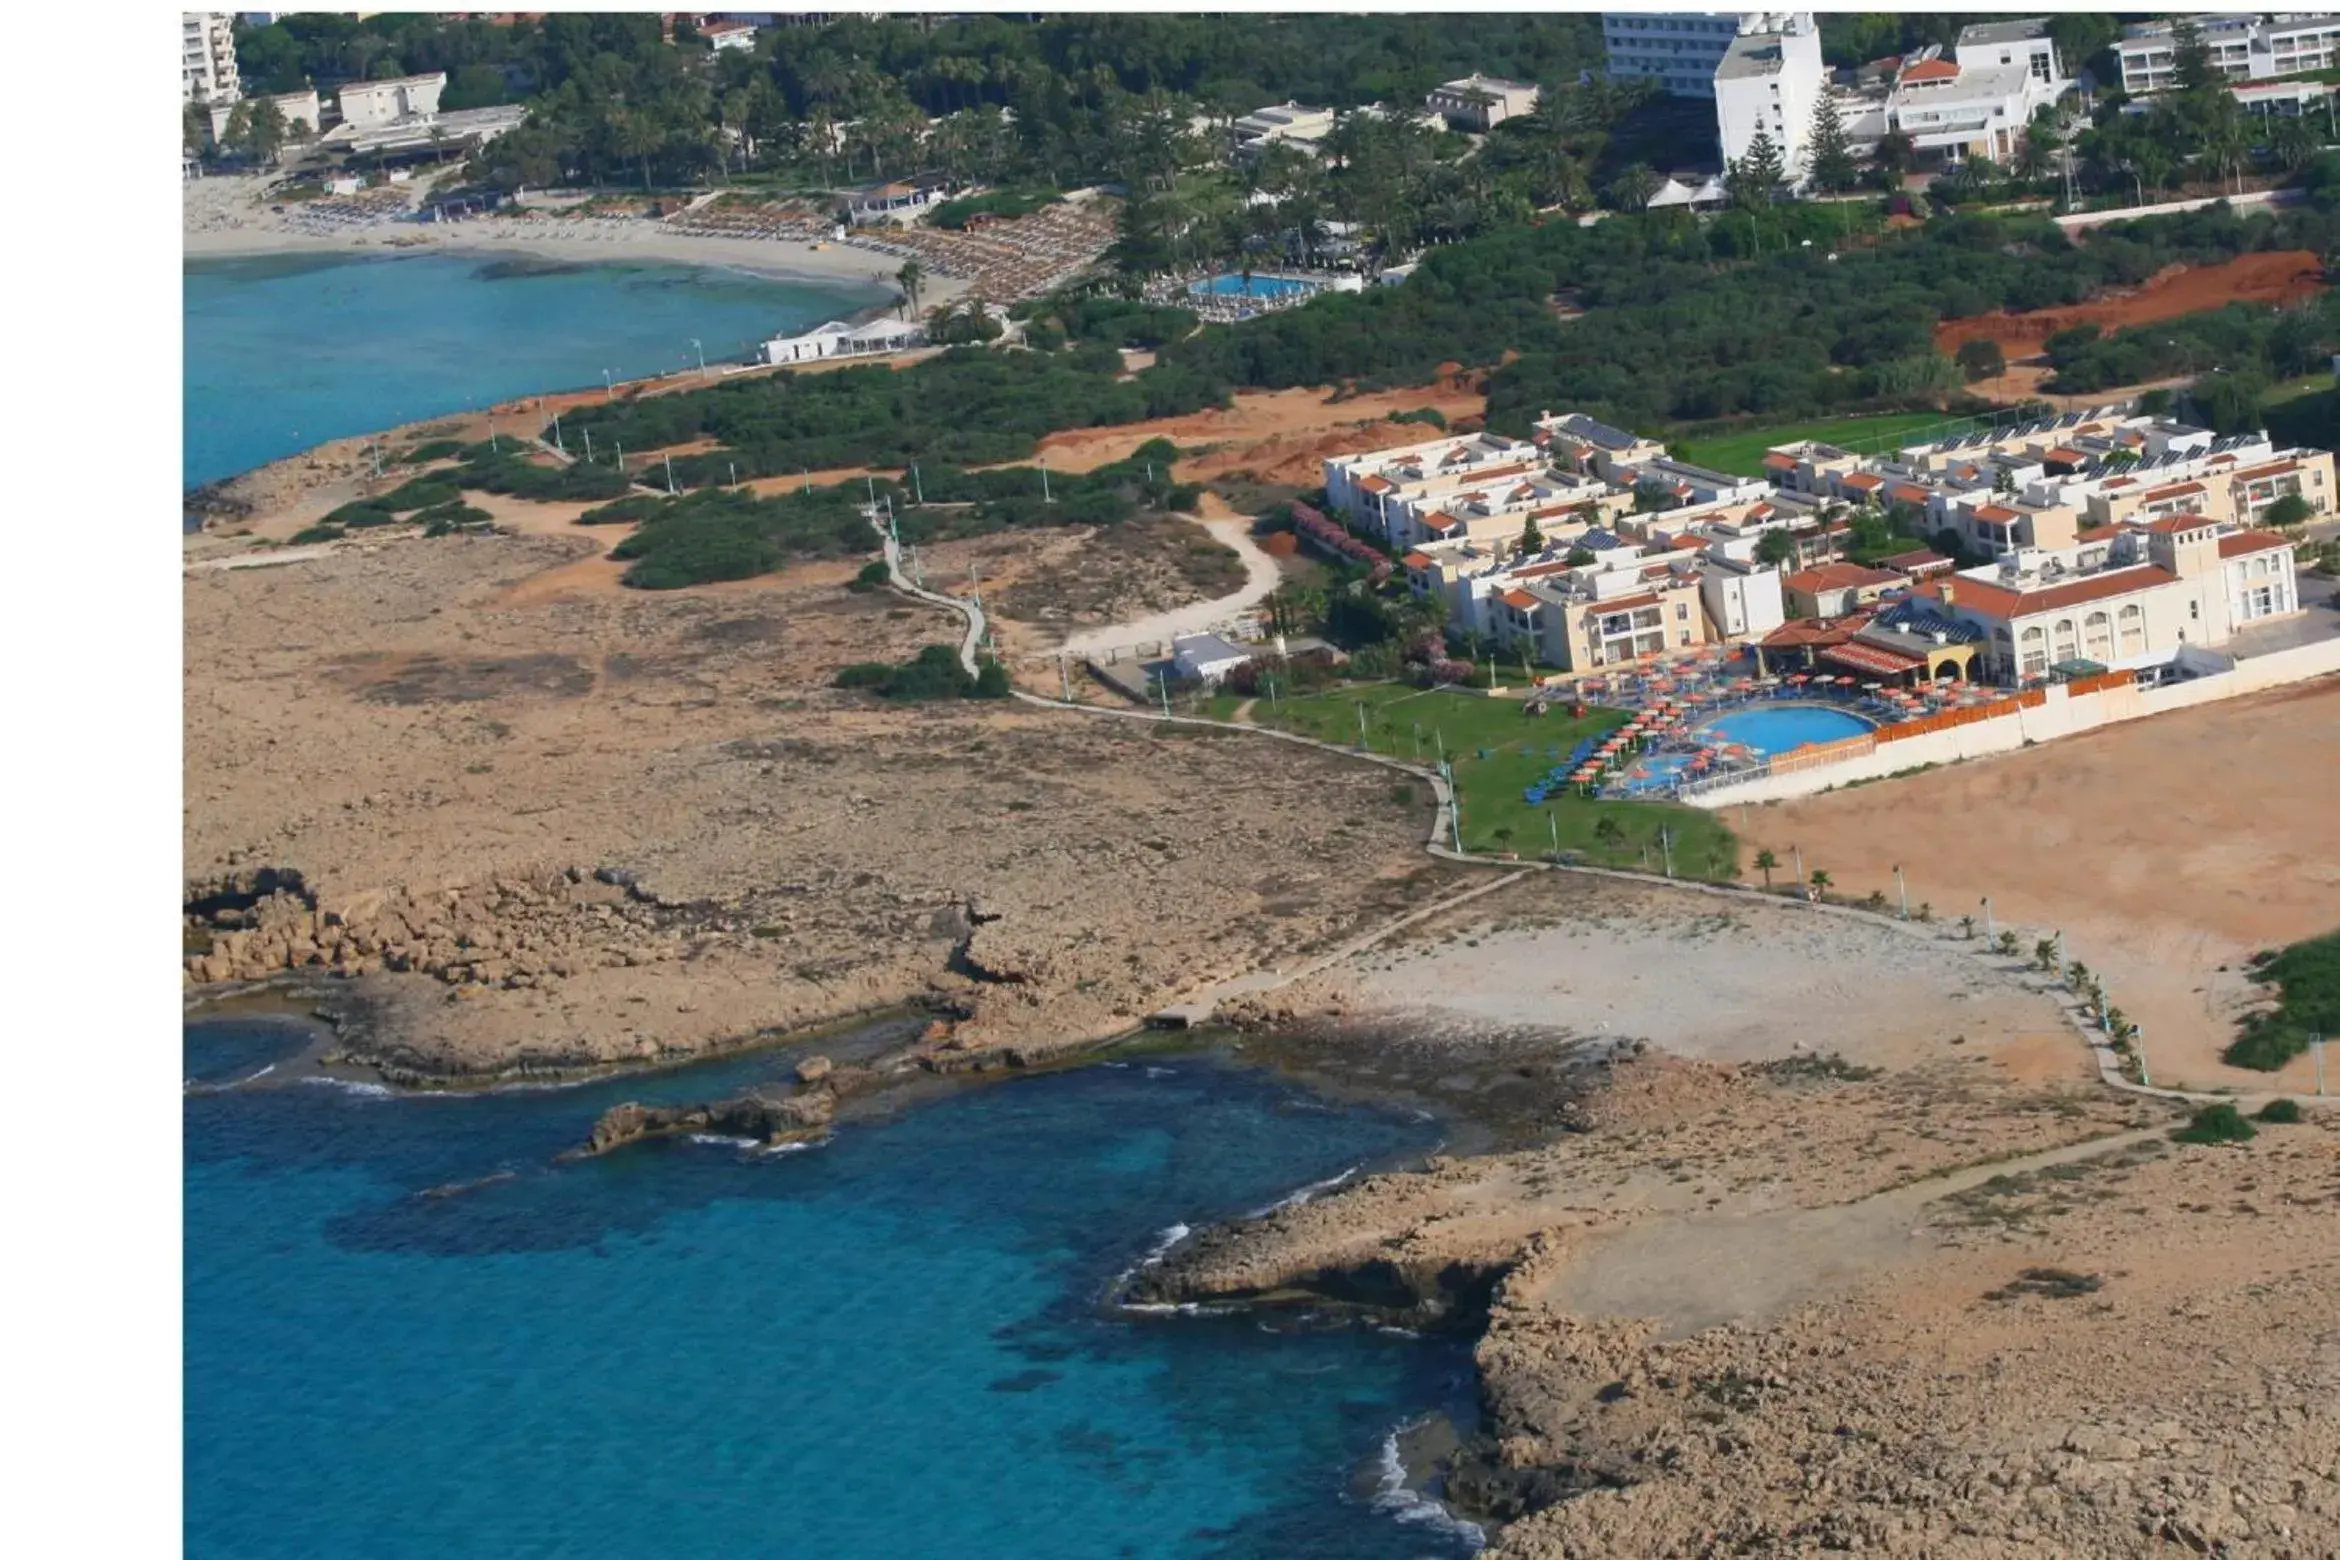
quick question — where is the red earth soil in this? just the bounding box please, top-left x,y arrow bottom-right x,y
1932,250 -> 2327,358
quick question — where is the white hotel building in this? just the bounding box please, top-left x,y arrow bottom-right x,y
2118,12 -> 2340,94
184,12 -> 241,105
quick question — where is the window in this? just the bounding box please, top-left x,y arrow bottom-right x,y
2190,600 -> 2201,621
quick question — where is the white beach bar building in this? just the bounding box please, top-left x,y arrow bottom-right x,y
760,317 -> 927,365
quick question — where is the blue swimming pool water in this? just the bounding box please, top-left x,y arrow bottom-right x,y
1698,703 -> 1876,756
1190,273 -> 1315,300
185,1019 -> 1482,1559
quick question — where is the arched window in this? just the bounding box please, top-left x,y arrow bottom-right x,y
2083,610 -> 2112,660
2116,602 -> 2143,655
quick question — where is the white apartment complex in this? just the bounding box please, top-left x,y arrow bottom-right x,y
1602,12 -> 1761,98
1714,12 -> 1824,179
1828,20 -> 2069,171
2119,12 -> 2340,94
184,12 -> 241,105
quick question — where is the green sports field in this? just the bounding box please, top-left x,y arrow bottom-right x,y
1674,412 -> 1980,477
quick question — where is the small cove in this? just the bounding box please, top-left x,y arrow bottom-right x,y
184,1017 -> 1484,1558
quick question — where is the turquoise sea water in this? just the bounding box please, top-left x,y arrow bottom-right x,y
185,1021 -> 1483,1559
182,251 -> 888,490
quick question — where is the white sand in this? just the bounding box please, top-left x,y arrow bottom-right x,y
183,175 -> 967,306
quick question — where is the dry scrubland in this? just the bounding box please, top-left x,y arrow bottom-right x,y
184,526 -> 1444,1078
1748,677 -> 2340,1096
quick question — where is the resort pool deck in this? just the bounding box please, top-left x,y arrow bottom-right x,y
1609,702 -> 1878,797
1189,273 -> 1317,300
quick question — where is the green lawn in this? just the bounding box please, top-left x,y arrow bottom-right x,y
1208,682 -> 1739,878
1675,412 -> 1976,477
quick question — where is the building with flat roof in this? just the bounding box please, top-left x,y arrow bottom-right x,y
1231,101 -> 1336,154
209,88 -> 321,145
2118,12 -> 2340,95
1425,74 -> 1542,132
1601,12 -> 1758,99
1714,12 -> 1824,181
1170,634 -> 1256,686
339,72 -> 446,130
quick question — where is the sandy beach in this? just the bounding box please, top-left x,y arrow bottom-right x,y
183,174 -> 968,307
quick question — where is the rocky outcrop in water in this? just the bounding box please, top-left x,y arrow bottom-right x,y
582,1087 -> 837,1156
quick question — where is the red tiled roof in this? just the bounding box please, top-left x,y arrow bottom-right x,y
2141,514 -> 2216,534
1785,562 -> 1904,594
1878,548 -> 1952,574
1761,612 -> 1872,649
2044,446 -> 2086,465
1402,551 -> 1435,569
1824,640 -> 1925,677
1584,591 -> 1661,614
2219,530 -> 2292,560
1921,565 -> 2178,619
1901,57 -> 1961,82
2141,481 -> 2206,502
1357,475 -> 1393,494
2077,524 -> 2123,543
1887,484 -> 1932,506
1500,589 -> 1540,610
1841,472 -> 1885,491
1974,503 -> 2021,523
1762,452 -> 1798,470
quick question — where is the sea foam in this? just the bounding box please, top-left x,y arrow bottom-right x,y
1371,1424 -> 1487,1552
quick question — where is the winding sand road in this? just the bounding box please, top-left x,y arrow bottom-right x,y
1055,497 -> 1284,656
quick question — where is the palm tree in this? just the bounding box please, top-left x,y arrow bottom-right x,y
1754,848 -> 1778,890
1958,914 -> 1976,941
611,110 -> 661,191
895,260 -> 924,319
1605,161 -> 1660,213
1808,869 -> 1832,898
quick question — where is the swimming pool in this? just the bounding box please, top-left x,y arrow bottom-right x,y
1190,273 -> 1317,300
1609,702 -> 1876,797
1698,702 -> 1876,756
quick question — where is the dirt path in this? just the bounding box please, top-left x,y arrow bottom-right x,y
1054,493 -> 1283,655
1532,1127 -> 2163,1336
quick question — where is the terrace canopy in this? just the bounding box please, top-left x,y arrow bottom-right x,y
1821,640 -> 1927,682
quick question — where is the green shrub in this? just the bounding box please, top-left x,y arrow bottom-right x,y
289,523 -> 344,544
576,495 -> 666,526
848,560 -> 892,593
400,439 -> 465,465
323,500 -> 398,528
1390,406 -> 1448,430
380,477 -> 463,512
928,187 -> 1061,230
2254,1097 -> 2303,1124
833,645 -> 991,701
2223,929 -> 2340,1071
2172,1102 -> 2257,1145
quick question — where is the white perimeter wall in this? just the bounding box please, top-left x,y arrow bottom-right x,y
1684,635 -> 2340,807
